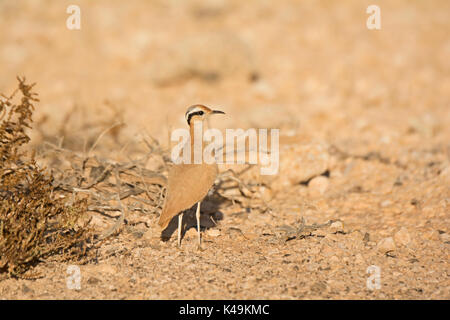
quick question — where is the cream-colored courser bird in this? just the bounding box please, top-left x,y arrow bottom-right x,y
158,104 -> 225,247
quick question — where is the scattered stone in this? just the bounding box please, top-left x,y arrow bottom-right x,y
108,285 -> 117,291
439,231 -> 450,243
310,281 -> 327,294
394,227 -> 411,247
207,229 -> 221,237
329,221 -> 344,233
308,176 -> 330,197
377,237 -> 396,253
380,200 -> 392,207
386,251 -> 396,258
87,277 -> 101,285
367,241 -> 377,247
276,143 -> 330,188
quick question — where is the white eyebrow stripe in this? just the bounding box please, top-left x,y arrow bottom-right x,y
185,107 -> 205,120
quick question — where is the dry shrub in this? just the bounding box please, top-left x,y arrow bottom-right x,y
0,77 -> 92,278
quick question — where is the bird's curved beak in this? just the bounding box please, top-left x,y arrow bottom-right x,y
211,110 -> 225,115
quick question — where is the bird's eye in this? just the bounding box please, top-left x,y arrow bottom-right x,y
198,111 -> 204,115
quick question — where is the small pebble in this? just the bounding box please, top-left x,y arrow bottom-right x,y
439,232 -> 449,242
380,200 -> 392,207
394,227 -> 411,246
308,176 -> 330,197
277,144 -> 330,188
329,221 -> 344,233
207,229 -> 221,237
87,277 -> 101,285
377,237 -> 396,253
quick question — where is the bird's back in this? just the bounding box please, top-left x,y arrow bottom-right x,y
158,163 -> 218,229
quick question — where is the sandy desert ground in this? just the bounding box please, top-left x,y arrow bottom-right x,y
0,0 -> 449,299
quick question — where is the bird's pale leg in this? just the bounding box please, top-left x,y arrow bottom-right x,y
196,201 -> 201,246
177,213 -> 183,247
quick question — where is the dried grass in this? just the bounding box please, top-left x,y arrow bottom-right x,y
0,77 -> 93,279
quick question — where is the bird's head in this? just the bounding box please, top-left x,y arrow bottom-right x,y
185,104 -> 225,125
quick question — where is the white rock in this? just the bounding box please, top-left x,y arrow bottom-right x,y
380,200 -> 392,207
329,221 -> 344,233
308,176 -> 330,197
377,237 -> 396,253
206,229 -> 221,237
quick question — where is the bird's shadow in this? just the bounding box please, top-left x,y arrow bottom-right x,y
160,194 -> 226,242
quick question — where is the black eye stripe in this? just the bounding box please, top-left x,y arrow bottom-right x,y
187,111 -> 204,125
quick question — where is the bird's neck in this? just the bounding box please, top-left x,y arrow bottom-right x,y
189,120 -> 203,163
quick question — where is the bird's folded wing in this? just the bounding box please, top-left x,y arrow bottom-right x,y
158,164 -> 218,229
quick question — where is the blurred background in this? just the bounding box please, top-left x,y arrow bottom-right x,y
0,0 -> 448,154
